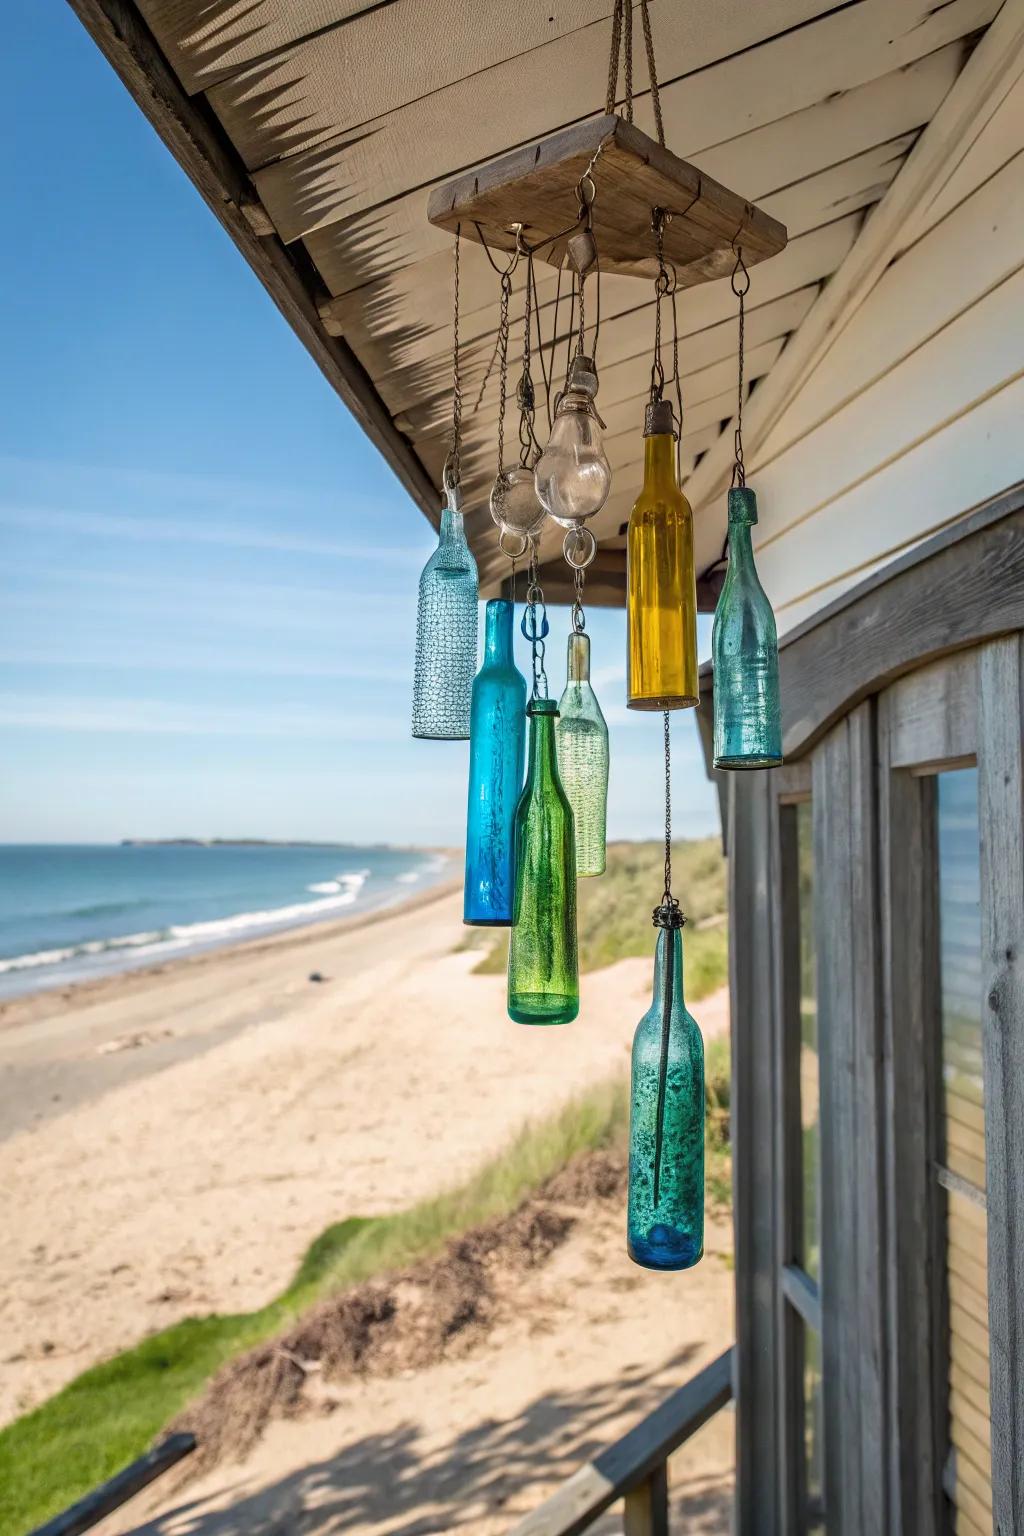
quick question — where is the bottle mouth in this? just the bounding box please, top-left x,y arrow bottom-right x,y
528,697 -> 559,717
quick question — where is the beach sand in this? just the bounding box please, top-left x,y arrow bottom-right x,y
0,881 -> 732,1525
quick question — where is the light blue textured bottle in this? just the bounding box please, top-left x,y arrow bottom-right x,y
712,486 -> 782,769
628,910 -> 705,1271
411,485 -> 479,740
464,600 -> 526,925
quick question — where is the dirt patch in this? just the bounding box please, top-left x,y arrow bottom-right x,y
172,1152 -> 619,1473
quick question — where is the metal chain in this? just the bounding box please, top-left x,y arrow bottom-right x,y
649,208 -> 669,403
444,226 -> 463,488
572,566 -> 586,634
517,253 -> 540,465
525,538 -> 548,701
605,0 -> 665,144
495,269 -> 513,474
731,244 -> 751,489
662,711 -> 674,907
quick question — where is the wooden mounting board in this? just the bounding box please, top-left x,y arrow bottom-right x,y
428,114 -> 787,284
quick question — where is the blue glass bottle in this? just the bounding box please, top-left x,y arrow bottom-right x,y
627,911 -> 704,1270
464,600 -> 526,925
411,485 -> 479,740
712,485 -> 782,768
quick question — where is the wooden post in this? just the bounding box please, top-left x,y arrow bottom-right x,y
623,1463 -> 669,1536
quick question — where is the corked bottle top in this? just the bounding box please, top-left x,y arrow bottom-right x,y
727,485 -> 759,525
644,398 -> 675,438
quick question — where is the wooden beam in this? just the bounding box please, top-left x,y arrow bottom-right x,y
29,1434 -> 196,1536
684,0 -> 1024,531
64,0 -> 438,521
507,1348 -> 733,1536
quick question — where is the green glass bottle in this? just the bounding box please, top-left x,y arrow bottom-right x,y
508,698 -> 579,1025
556,632 -> 609,877
627,909 -> 705,1270
712,486 -> 782,769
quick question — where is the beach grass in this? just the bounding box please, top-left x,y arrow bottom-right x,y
0,1080 -> 628,1536
462,837 -> 729,999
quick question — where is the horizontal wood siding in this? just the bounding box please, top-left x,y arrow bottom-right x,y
694,59 -> 1024,627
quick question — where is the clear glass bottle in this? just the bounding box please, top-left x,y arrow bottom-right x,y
464,600 -> 526,925
712,486 -> 782,768
556,632 -> 608,877
508,698 -> 579,1025
627,400 -> 698,711
411,485 -> 479,740
627,914 -> 705,1270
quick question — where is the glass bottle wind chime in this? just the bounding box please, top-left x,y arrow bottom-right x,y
411,230 -> 479,741
464,236 -> 531,926
711,247 -> 783,768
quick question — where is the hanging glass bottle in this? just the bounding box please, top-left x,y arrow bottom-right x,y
508,693 -> 579,1025
556,629 -> 608,877
626,397 -> 698,710
464,599 -> 527,925
627,903 -> 705,1270
712,486 -> 782,768
411,482 -> 479,740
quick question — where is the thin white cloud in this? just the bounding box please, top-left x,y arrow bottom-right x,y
0,693 -> 405,741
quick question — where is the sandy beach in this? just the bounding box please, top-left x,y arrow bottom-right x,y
0,880 -> 732,1528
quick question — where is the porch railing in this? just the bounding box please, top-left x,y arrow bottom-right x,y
508,1347 -> 734,1536
29,1433 -> 196,1536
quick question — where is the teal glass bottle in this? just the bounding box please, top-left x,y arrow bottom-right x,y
464,600 -> 526,925
556,632 -> 609,877
627,911 -> 705,1270
508,698 -> 579,1025
411,485 -> 479,740
712,486 -> 782,769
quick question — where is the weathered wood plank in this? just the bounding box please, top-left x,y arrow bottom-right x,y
774,492 -> 1024,760
728,772 -> 782,1535
29,1434 -> 196,1536
888,650 -> 979,770
507,1348 -> 733,1536
622,1464 -> 669,1536
428,115 -> 787,284
977,635 -> 1024,1536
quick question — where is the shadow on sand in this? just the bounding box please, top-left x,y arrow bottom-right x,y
126,1346 -> 732,1535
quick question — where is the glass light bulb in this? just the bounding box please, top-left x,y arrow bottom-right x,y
490,464 -> 547,537
535,404 -> 612,528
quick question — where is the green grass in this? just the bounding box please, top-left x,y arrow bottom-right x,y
462,837 -> 729,1000
0,1081 -> 628,1536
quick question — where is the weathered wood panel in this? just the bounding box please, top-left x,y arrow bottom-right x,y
977,636 -> 1024,1535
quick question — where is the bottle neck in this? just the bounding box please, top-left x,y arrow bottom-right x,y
566,632 -> 591,684
438,506 -> 465,544
483,599 -> 514,665
643,431 -> 678,493
651,926 -> 685,1009
527,709 -> 560,784
727,520 -> 755,567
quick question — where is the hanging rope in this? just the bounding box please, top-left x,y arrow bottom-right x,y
443,226 -> 463,489
605,0 -> 666,147
730,242 -> 750,489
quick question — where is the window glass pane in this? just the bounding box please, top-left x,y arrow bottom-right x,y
937,769 -> 991,1534
804,1319 -> 825,1526
796,801 -> 820,1281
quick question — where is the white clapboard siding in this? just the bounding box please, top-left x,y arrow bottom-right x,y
758,134 -> 913,237
246,0 -> 995,245
209,0 -> 847,173
749,265 -> 1024,559
757,373 -> 1024,629
753,148 -> 1024,466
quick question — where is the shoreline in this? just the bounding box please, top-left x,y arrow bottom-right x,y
0,874 -> 462,1033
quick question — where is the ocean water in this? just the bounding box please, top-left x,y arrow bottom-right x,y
0,843 -> 452,1000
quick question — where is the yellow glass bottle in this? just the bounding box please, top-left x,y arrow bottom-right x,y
627,399 -> 699,710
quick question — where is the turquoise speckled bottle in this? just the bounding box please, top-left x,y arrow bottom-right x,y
411,486 -> 479,740
712,486 -> 782,769
464,600 -> 526,925
627,915 -> 704,1270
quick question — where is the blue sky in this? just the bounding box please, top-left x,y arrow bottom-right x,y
0,0 -> 718,847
